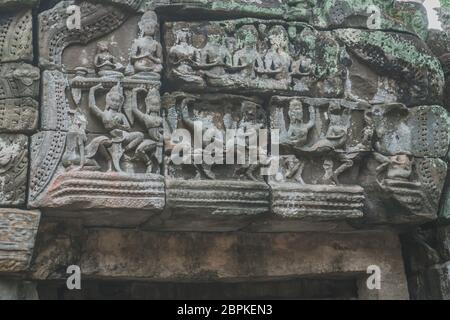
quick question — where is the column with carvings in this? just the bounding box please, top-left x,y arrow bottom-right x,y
0,0 -> 41,299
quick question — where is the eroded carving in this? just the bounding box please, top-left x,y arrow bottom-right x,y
0,97 -> 38,133
163,92 -> 270,216
0,134 -> 27,206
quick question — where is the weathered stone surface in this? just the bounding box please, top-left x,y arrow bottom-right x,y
0,209 -> 40,273
0,0 -> 37,7
408,262 -> 450,300
30,221 -> 409,299
0,10 -> 33,63
0,279 -> 38,300
0,134 -> 28,206
155,1 -> 428,39
335,29 -> 445,106
0,97 -> 38,133
0,63 -> 39,100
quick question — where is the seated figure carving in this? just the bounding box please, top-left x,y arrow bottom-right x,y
94,41 -> 124,77
257,25 -> 292,87
168,28 -> 204,86
127,11 -> 163,79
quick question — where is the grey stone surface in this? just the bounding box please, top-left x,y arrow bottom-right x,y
0,279 -> 38,300
0,209 -> 40,273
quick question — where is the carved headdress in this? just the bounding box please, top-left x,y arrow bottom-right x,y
105,82 -> 124,110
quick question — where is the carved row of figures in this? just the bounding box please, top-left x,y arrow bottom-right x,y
93,11 -> 162,80
63,83 -> 163,174
167,22 -> 346,93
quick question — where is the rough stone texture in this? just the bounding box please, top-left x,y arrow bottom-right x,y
0,10 -> 33,63
0,279 -> 38,300
30,220 -> 409,299
0,209 -> 40,273
0,134 -> 28,206
0,97 -> 38,133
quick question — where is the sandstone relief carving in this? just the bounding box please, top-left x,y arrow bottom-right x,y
0,134 -> 28,206
163,92 -> 271,217
25,1 -> 450,230
30,10 -> 165,215
164,20 -> 348,97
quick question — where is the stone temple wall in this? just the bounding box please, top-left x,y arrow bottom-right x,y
0,0 -> 449,300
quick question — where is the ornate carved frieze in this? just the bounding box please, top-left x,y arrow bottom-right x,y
269,96 -> 369,219
0,10 -> 33,63
164,19 -> 348,97
0,63 -> 39,100
269,96 -> 448,223
0,97 -> 38,133
0,134 -> 28,206
163,92 -> 270,216
31,10 -> 166,219
0,209 -> 40,273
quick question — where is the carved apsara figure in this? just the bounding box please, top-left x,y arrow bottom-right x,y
132,87 -> 164,173
231,101 -> 267,181
62,109 -> 88,169
127,11 -> 163,79
87,83 -> 144,172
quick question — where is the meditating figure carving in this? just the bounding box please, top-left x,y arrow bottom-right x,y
94,41 -> 124,77
127,11 -> 163,79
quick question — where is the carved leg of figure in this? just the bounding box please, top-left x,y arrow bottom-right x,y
107,143 -> 124,172
98,144 -> 113,172
333,157 -> 354,185
123,132 -> 144,152
294,161 -> 306,185
245,164 -> 259,182
201,164 -> 215,180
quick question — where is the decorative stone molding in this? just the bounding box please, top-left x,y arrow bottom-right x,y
0,10 -> 33,63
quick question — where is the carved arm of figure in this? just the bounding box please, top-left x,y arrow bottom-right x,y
131,87 -> 149,120
306,105 -> 316,130
89,84 -> 105,120
132,88 -> 162,141
179,97 -> 197,133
